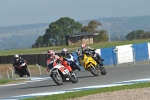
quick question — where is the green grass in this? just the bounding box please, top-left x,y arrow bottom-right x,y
23,82 -> 150,100
0,45 -> 77,56
0,79 -> 12,84
0,39 -> 150,56
0,79 -> 27,84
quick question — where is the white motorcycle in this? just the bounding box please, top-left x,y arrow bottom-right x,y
47,59 -> 78,85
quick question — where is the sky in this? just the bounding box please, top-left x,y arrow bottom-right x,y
0,0 -> 150,26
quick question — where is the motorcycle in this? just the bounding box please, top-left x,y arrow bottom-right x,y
79,53 -> 100,76
65,54 -> 81,71
92,52 -> 107,75
47,59 -> 78,85
15,62 -> 30,77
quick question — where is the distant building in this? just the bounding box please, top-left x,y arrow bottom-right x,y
65,32 -> 99,46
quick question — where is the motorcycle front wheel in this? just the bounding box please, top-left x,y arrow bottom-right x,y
19,74 -> 23,77
70,72 -> 78,83
24,68 -> 30,77
89,65 -> 99,76
51,72 -> 63,85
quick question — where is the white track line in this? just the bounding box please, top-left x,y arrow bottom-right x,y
0,77 -> 51,87
1,78 -> 150,100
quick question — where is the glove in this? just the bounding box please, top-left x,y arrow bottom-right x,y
18,66 -> 22,69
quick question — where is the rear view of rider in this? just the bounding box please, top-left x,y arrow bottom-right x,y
46,50 -> 73,73
81,44 -> 104,66
12,54 -> 27,74
60,48 -> 81,71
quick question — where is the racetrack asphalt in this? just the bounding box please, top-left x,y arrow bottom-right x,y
0,63 -> 150,99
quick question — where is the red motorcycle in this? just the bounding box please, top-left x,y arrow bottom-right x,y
47,59 -> 78,85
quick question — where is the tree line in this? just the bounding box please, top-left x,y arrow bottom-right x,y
32,17 -> 150,48
32,17 -> 109,48
126,30 -> 150,40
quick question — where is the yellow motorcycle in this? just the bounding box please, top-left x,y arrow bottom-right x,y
79,54 -> 100,76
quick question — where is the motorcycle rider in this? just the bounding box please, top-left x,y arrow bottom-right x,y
12,54 -> 27,74
80,44 -> 104,66
60,48 -> 81,71
46,50 -> 73,73
60,48 -> 70,58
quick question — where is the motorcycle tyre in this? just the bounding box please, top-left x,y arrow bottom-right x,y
51,72 -> 63,85
89,66 -> 99,76
24,68 -> 30,77
19,74 -> 23,77
100,67 -> 107,75
70,72 -> 78,83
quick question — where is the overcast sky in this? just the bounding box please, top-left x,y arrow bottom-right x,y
0,0 -> 150,26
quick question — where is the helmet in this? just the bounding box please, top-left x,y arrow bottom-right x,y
76,49 -> 81,55
62,48 -> 68,54
47,50 -> 55,58
14,54 -> 19,61
76,49 -> 80,53
81,43 -> 87,50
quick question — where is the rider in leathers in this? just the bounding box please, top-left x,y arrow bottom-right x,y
46,50 -> 73,73
12,54 -> 27,74
79,44 -> 104,66
60,48 -> 81,71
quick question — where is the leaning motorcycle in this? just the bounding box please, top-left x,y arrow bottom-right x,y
79,54 -> 100,76
47,59 -> 78,85
65,54 -> 81,71
15,62 -> 30,77
92,52 -> 107,75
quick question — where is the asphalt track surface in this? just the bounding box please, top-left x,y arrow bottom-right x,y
0,63 -> 150,98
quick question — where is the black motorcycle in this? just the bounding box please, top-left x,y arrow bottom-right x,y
15,63 -> 30,77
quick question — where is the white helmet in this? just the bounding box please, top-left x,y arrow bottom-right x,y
76,49 -> 80,53
62,48 -> 67,53
14,54 -> 19,59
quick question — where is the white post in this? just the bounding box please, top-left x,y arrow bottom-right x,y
8,67 -> 14,78
0,72 -> 2,79
36,64 -> 42,75
7,70 -> 9,79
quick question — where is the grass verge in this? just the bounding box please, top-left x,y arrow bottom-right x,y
0,39 -> 150,55
0,79 -> 12,84
0,79 -> 26,84
23,82 -> 150,100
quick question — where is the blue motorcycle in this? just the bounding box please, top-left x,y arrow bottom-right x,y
65,54 -> 81,71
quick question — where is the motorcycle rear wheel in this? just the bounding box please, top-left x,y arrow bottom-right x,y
51,72 -> 63,85
100,67 -> 107,75
89,65 -> 99,76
